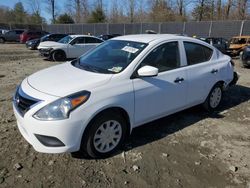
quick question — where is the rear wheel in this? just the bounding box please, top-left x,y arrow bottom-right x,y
79,112 -> 127,158
203,83 -> 223,111
52,50 -> 66,61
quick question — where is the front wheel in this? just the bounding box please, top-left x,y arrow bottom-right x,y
80,112 -> 127,158
52,50 -> 66,61
203,83 -> 223,111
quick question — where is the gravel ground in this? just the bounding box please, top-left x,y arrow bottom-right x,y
0,44 -> 249,188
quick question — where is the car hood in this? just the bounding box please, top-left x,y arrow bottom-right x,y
38,41 -> 66,49
27,62 -> 113,97
229,44 -> 245,50
27,38 -> 39,43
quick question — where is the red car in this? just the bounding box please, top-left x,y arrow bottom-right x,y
20,30 -> 48,43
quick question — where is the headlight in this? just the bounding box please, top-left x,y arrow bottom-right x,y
33,91 -> 90,121
45,48 -> 53,52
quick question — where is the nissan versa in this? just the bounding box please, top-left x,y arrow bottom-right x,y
13,34 -> 238,158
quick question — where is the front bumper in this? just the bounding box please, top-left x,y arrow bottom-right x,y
26,43 -> 37,50
13,103 -> 86,153
39,48 -> 52,58
226,49 -> 241,56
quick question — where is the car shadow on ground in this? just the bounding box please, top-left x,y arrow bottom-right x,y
73,84 -> 250,159
126,85 -> 250,150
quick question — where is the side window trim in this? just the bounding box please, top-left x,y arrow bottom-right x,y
183,41 -> 214,66
131,40 -> 183,79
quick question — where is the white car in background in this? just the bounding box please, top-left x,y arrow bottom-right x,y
13,34 -> 238,158
38,34 -> 103,61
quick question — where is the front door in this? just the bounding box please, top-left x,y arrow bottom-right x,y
68,37 -> 86,58
132,41 -> 188,126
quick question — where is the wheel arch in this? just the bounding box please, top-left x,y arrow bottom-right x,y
82,106 -> 132,143
51,48 -> 66,56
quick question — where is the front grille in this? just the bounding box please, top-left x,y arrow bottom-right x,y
14,87 -> 40,116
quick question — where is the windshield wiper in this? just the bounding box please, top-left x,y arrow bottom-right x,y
74,59 -> 113,74
81,64 -> 100,73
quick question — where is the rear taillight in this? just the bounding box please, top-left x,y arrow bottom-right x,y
230,60 -> 235,67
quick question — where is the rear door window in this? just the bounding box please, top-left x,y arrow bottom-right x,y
73,37 -> 85,44
184,42 -> 213,65
85,37 -> 103,43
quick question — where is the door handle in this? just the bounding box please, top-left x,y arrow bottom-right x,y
211,69 -> 218,74
174,77 -> 184,83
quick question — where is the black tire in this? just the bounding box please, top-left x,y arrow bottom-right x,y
79,111 -> 127,159
203,83 -> 223,112
52,50 -> 66,61
0,38 -> 5,43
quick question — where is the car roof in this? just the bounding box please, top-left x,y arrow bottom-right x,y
69,34 -> 97,38
232,36 -> 250,39
112,34 -> 190,43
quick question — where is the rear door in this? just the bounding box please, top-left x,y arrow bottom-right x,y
84,37 -> 103,52
183,41 -> 218,106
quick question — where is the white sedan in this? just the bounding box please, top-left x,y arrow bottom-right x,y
13,34 -> 238,158
37,34 -> 103,61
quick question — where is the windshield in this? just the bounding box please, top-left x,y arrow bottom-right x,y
58,36 -> 73,44
230,38 -> 247,44
40,34 -> 49,42
74,40 -> 148,74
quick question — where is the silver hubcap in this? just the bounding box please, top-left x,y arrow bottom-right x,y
209,87 -> 222,108
93,120 -> 122,153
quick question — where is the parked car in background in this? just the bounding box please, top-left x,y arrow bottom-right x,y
227,36 -> 250,57
241,45 -> 250,67
26,33 -> 68,50
13,34 -> 238,158
20,30 -> 49,43
202,37 -> 229,54
38,35 -> 104,61
98,34 -> 121,41
0,29 -> 9,34
0,29 -> 25,43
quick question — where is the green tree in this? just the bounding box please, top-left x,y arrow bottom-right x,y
88,6 -> 106,23
192,0 -> 214,21
12,2 -> 27,23
56,13 -> 74,24
150,0 -> 175,22
29,11 -> 45,24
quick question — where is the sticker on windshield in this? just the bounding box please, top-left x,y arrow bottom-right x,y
122,46 -> 139,54
108,66 -> 123,73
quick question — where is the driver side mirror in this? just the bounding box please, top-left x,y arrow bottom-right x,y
137,65 -> 158,77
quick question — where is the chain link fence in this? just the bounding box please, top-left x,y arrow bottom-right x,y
1,21 -> 250,39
